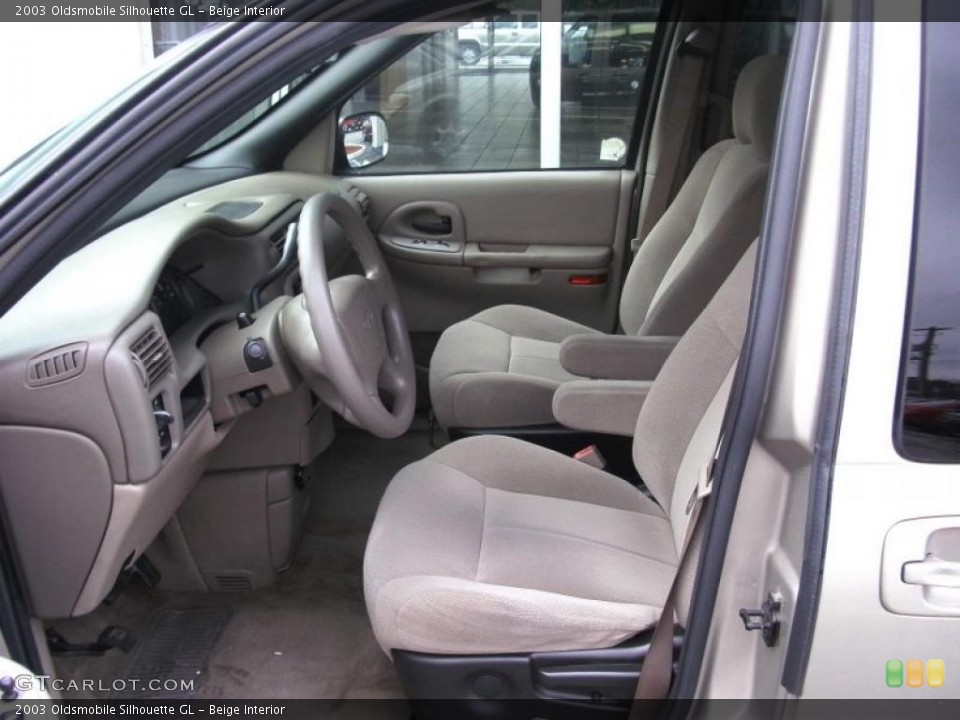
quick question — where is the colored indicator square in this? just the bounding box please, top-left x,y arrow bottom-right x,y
907,659 -> 924,688
886,659 -> 904,688
927,660 -> 945,688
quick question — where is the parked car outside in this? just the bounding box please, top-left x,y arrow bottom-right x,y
457,13 -> 541,65
530,11 -> 657,106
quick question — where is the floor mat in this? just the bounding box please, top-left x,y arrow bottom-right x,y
51,428 -> 433,702
112,606 -> 232,699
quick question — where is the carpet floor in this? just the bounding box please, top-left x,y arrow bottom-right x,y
50,428 -> 436,704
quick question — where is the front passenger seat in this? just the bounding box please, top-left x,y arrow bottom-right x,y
429,55 -> 785,429
365,242 -> 757,659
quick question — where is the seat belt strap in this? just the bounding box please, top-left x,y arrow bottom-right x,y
628,437 -> 722,718
632,27 -> 716,253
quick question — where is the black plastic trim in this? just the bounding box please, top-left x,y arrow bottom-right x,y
667,4 -> 823,706
450,425 -> 641,484
392,627 -> 684,718
780,11 -> 873,695
0,493 -> 43,674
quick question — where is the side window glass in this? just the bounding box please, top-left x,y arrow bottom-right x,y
190,66 -> 321,158
896,22 -> 960,462
729,0 -> 799,94
339,0 -> 664,175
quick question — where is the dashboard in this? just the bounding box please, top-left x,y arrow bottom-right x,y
149,267 -> 222,337
0,171 -> 357,619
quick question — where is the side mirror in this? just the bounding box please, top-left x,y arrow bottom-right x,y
340,112 -> 389,169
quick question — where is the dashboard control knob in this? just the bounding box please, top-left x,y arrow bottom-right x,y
152,409 -> 174,457
153,410 -> 174,428
236,312 -> 256,329
242,388 -> 265,408
243,337 -> 273,373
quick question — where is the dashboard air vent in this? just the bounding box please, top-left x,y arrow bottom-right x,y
131,326 -> 173,391
342,183 -> 370,219
27,343 -> 87,388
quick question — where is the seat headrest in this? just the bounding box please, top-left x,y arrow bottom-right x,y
732,55 -> 788,160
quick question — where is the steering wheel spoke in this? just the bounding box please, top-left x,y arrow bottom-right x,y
378,351 -> 409,396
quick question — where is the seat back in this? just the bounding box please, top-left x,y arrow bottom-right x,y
632,243 -> 757,623
619,55 -> 786,338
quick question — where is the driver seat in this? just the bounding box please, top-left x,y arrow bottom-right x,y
428,55 -> 785,429
364,243 -> 755,658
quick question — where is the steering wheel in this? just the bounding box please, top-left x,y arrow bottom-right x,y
282,192 -> 415,439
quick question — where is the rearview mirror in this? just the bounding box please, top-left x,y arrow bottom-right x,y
340,112 -> 389,169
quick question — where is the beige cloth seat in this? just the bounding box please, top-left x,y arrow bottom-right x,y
429,55 -> 785,429
364,245 -> 756,656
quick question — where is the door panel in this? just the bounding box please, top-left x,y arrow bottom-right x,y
352,169 -> 635,332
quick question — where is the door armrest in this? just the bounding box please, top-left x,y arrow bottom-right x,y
553,380 -> 653,437
559,334 -> 680,380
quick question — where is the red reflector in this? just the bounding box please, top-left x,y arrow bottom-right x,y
573,444 -> 606,469
573,446 -> 596,460
569,274 -> 607,286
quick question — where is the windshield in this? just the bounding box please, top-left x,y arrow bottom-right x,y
0,24 -> 223,194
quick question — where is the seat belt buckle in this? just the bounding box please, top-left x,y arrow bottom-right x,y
573,444 -> 606,470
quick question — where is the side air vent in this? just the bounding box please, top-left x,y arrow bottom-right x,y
131,326 -> 173,391
27,343 -> 88,388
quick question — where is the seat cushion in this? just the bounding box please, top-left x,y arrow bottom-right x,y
429,305 -> 600,428
363,435 -> 676,655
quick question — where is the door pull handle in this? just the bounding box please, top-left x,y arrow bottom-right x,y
411,216 -> 452,235
902,556 -> 960,588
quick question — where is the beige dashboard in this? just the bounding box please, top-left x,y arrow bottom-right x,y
0,171 -> 351,618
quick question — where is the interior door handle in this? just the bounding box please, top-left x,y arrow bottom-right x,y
411,215 -> 452,235
902,556 -> 960,588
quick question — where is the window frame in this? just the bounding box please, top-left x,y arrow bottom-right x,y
333,5 -> 673,177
